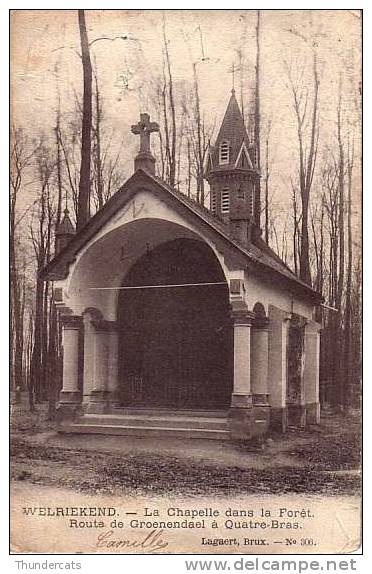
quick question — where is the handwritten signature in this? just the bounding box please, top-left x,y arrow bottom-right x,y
96,528 -> 169,553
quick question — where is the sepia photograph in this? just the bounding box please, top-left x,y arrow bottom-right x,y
10,8 -> 362,555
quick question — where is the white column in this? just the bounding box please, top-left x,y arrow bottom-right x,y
107,327 -> 119,403
88,319 -> 117,413
231,307 -> 254,408
251,319 -> 269,403
93,328 -> 109,393
59,315 -> 82,406
228,278 -> 254,440
268,306 -> 291,431
82,313 -> 95,403
229,306 -> 254,440
304,321 -> 321,424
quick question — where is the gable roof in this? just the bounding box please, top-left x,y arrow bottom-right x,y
43,168 -> 322,304
234,141 -> 254,169
209,90 -> 255,171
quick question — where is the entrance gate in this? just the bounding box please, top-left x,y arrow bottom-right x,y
117,238 -> 232,409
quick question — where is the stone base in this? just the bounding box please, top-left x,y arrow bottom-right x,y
270,407 -> 288,433
229,394 -> 272,440
56,391 -> 82,422
86,390 -> 112,414
287,404 -> 306,428
229,406 -> 254,440
305,402 -> 320,424
252,393 -> 269,406
230,393 -> 253,409
252,405 -> 271,436
106,390 -> 121,409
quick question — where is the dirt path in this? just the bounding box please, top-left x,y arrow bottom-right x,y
10,408 -> 361,497
11,433 -> 360,498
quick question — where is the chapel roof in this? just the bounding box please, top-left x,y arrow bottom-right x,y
43,167 -> 322,304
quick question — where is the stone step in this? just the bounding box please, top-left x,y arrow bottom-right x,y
79,413 -> 229,430
59,423 -> 230,441
111,407 -> 228,418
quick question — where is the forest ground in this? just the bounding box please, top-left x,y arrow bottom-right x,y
10,399 -> 361,497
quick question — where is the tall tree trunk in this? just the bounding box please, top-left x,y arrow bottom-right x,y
254,10 -> 261,227
161,76 -> 171,183
344,139 -> 354,409
288,51 -> 319,285
55,96 -> 63,231
27,315 -> 35,412
47,299 -> 60,420
336,85 -> 345,411
163,23 -> 176,187
94,70 -> 104,210
31,270 -> 45,402
264,130 -> 270,244
193,63 -> 205,204
77,9 -> 92,230
187,139 -> 192,198
12,267 -> 25,393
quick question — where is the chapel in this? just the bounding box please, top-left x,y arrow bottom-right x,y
43,90 -> 322,441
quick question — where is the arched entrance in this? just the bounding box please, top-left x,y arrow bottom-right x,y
117,238 -> 232,409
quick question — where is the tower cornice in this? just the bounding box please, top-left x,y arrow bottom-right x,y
207,169 -> 260,182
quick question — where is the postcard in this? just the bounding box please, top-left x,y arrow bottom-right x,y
10,9 -> 361,555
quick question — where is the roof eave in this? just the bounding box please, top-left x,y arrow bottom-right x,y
43,168 -> 323,305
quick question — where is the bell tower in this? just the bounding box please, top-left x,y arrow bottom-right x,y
205,90 -> 261,245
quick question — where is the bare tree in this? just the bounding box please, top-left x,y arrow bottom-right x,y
162,20 -> 177,187
91,68 -> 124,212
10,127 -> 35,396
92,65 -> 104,210
254,9 -> 261,171
286,53 -> 320,284
180,74 -> 214,205
264,120 -> 271,244
29,143 -> 55,403
310,190 -> 325,298
253,10 -> 262,228
343,136 -> 355,408
77,9 -> 92,230
290,179 -> 301,276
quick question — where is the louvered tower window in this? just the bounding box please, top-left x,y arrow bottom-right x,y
210,191 -> 216,214
249,188 -> 255,217
221,187 -> 230,213
219,140 -> 230,165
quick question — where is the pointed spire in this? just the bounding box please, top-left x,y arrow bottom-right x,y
204,89 -> 261,246
55,207 -> 75,255
57,207 -> 75,235
210,90 -> 252,170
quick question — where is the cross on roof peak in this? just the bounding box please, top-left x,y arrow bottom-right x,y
228,62 -> 240,92
131,113 -> 159,155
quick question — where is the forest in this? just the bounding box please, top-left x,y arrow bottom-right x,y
10,9 -> 362,417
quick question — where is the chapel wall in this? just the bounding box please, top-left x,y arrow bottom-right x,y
243,271 -> 314,320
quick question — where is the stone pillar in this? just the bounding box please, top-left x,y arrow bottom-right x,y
82,313 -> 95,404
251,316 -> 270,434
286,314 -> 307,428
87,319 -> 118,414
268,306 -> 290,432
107,324 -> 120,407
229,300 -> 255,440
58,315 -> 83,420
304,321 -> 321,424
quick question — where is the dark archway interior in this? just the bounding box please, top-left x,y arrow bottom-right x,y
117,238 -> 232,409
